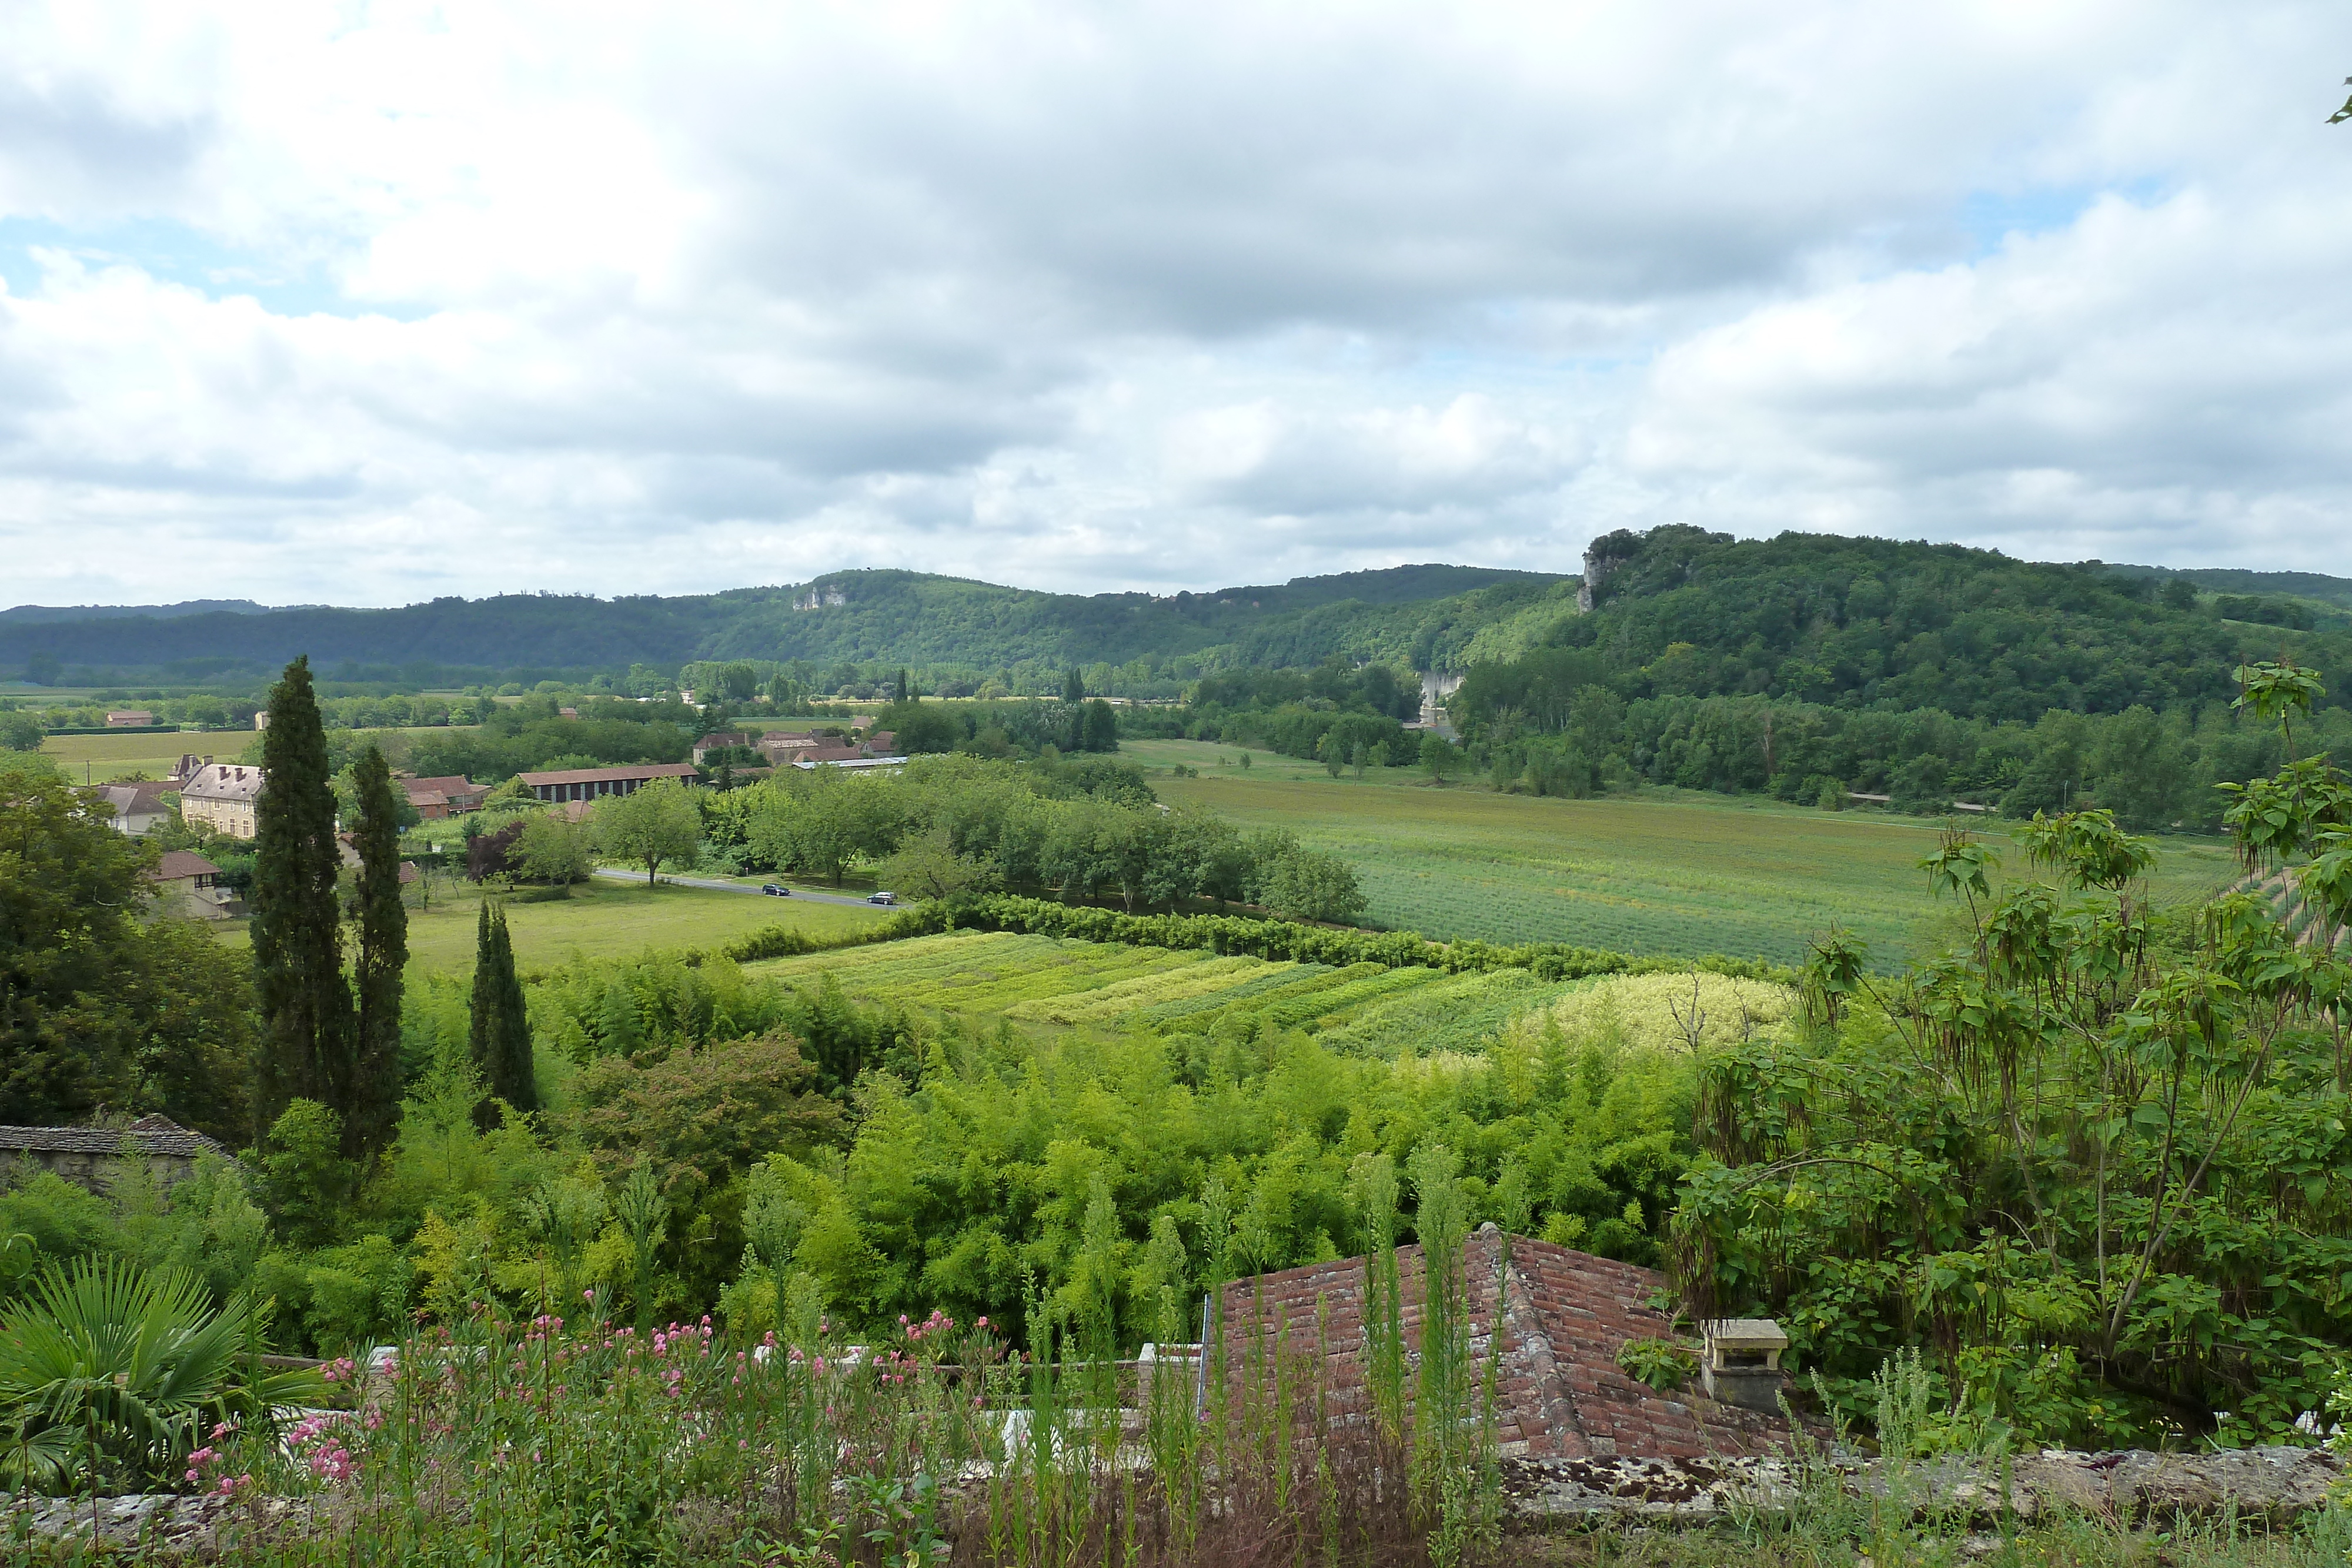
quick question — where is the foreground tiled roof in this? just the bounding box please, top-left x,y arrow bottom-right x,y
0,1115 -> 231,1161
1218,1228 -> 1790,1461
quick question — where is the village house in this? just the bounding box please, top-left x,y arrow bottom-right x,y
103,709 -> 155,727
399,773 -> 488,818
150,850 -> 236,920
179,762 -> 265,838
692,731 -> 754,764
516,761 -> 701,804
751,730 -> 823,764
0,1115 -> 234,1194
94,778 -> 176,835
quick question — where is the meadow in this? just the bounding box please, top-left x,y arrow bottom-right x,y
1122,738 -> 2239,966
221,877 -> 889,974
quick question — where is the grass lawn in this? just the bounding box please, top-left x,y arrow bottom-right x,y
222,877 -> 888,976
1127,738 -> 2238,967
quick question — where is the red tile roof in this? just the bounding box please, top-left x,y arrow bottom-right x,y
152,851 -> 221,881
1218,1229 -> 1791,1462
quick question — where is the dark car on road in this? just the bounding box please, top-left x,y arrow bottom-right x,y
761,884 -> 791,897
866,891 -> 897,905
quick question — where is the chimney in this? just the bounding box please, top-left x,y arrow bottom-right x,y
1699,1319 -> 1790,1413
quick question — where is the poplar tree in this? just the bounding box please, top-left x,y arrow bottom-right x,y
346,744 -> 407,1160
252,655 -> 353,1135
468,901 -> 536,1120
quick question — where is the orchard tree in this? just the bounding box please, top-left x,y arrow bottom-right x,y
594,779 -> 703,885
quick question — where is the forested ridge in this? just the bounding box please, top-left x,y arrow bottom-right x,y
0,564 -> 1563,688
7,531 -> 2346,711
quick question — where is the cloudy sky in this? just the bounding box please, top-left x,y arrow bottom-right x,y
3,2 -> 2349,607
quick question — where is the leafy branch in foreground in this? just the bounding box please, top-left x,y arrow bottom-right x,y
1676,661 -> 2352,1448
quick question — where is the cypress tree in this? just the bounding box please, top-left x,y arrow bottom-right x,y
468,901 -> 536,1121
346,744 -> 407,1161
252,655 -> 353,1135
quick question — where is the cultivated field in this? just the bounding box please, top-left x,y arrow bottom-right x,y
221,877 -> 888,974
741,928 -> 1599,1056
1124,738 -> 2238,966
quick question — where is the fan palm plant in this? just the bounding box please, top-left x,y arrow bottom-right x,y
0,1256 -> 320,1492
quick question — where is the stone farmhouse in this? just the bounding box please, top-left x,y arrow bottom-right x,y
693,731 -> 754,764
103,709 -> 155,727
150,850 -> 236,920
399,774 -> 488,818
179,762 -> 265,838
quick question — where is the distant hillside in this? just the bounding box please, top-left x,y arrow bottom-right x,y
2098,562 -> 2352,610
0,599 -> 280,624
0,565 -> 1565,687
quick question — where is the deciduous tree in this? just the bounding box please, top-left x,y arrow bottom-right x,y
593,780 -> 703,886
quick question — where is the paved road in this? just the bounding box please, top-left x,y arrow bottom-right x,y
591,867 -> 894,910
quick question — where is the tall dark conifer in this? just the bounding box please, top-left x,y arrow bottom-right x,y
468,901 -> 535,1121
252,655 -> 353,1136
346,744 -> 407,1160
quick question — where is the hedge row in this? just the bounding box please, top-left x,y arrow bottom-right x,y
907,894 -> 1796,987
719,908 -> 934,964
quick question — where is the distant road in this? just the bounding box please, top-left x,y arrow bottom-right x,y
590,867 -> 891,910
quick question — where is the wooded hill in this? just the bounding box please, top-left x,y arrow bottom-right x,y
6,532 -> 2348,715
0,564 -> 1562,689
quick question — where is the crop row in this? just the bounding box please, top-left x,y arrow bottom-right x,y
1003,955 -> 1271,1025
1314,969 -> 1570,1058
1136,961 -> 1334,1022
748,925 -> 1681,1061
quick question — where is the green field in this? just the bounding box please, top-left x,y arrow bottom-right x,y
221,878 -> 887,975
40,724 -> 478,784
1124,738 -> 2237,966
741,928 -> 1593,1057
38,729 -> 242,783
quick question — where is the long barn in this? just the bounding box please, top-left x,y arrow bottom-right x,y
516,762 -> 701,804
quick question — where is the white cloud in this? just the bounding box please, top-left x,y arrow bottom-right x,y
1,0 -> 2350,605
